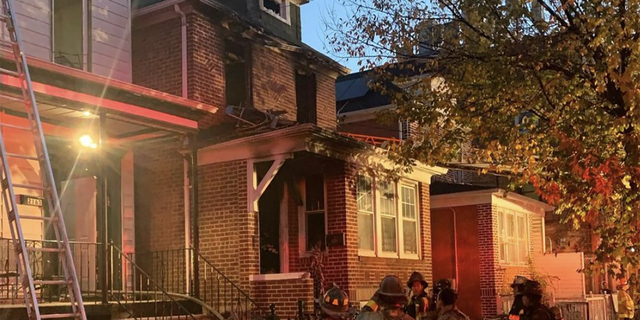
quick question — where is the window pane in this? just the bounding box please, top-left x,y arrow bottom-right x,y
507,215 -> 515,238
306,174 -> 324,211
307,213 -> 325,251
357,176 -> 373,213
401,186 -> 416,219
518,240 -> 527,262
508,243 -> 516,263
358,213 -> 374,250
517,216 -> 526,239
379,182 -> 396,217
403,220 -> 417,254
381,217 -> 397,252
500,243 -> 506,261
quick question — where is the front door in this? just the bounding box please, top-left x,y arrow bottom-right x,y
61,177 -> 97,292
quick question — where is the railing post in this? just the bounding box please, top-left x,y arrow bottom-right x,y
297,300 -> 304,320
98,112 -> 109,304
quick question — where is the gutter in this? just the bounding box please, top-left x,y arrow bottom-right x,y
174,4 -> 188,99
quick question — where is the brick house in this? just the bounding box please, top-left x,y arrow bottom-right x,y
131,0 -> 447,317
336,68 -> 594,320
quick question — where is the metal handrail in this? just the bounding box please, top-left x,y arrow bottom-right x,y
195,251 -> 256,306
110,244 -> 198,320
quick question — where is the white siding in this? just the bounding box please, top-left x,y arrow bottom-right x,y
9,0 -> 52,61
91,0 -> 132,82
531,214 -> 544,254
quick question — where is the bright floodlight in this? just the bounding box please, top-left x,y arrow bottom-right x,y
79,134 -> 93,147
83,111 -> 92,117
90,143 -> 97,149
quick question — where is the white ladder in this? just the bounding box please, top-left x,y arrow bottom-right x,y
0,0 -> 87,319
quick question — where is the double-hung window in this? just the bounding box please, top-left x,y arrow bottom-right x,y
357,175 -> 420,259
498,209 -> 529,264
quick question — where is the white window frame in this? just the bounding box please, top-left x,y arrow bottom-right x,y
375,180 -> 398,258
357,175 -> 376,257
259,0 -> 291,25
398,182 -> 420,259
497,208 -> 529,265
356,175 -> 421,260
298,175 -> 328,257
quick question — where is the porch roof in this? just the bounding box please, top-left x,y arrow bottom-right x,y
197,123 -> 448,183
430,188 -> 555,215
0,50 -> 218,144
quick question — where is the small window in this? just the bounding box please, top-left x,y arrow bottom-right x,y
305,174 -> 325,251
260,0 -> 290,23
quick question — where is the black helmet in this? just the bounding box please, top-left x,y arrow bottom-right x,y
521,280 -> 543,297
407,271 -> 429,289
376,275 -> 408,307
435,279 -> 452,291
511,276 -> 529,288
320,285 -> 355,319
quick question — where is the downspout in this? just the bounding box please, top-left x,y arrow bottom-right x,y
174,3 -> 194,294
174,4 -> 188,98
446,208 -> 459,287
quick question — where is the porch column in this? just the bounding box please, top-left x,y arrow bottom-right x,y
98,112 -> 109,304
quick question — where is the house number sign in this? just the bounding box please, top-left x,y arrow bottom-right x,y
18,195 -> 43,207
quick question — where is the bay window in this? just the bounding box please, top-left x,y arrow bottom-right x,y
357,175 -> 420,259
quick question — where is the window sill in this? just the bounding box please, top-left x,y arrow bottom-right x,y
249,272 -> 308,282
399,253 -> 420,260
261,9 -> 291,25
377,251 -> 400,259
358,250 -> 376,257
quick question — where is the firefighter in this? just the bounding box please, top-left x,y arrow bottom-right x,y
618,278 -> 636,320
549,306 -> 564,320
320,285 -> 356,320
436,288 -> 469,320
424,279 -> 452,320
406,271 -> 430,319
356,275 -> 413,320
520,280 -> 552,320
509,276 -> 530,320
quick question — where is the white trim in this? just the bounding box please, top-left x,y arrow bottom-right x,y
247,155 -> 289,212
249,272 -> 308,282
259,0 -> 291,25
398,181 -> 420,259
496,207 -> 530,266
430,189 -> 554,214
198,125 -> 448,182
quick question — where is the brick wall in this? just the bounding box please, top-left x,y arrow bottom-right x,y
187,11 -> 225,122
197,160 -> 258,288
252,276 -> 315,317
133,138 -> 186,253
478,204 -> 500,317
316,71 -> 337,130
252,44 -> 297,122
132,17 -> 182,96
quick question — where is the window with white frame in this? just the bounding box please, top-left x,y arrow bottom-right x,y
259,0 -> 290,23
356,175 -> 420,259
498,209 -> 529,264
305,174 -> 326,251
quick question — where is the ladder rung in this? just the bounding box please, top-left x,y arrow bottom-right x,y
0,67 -> 19,77
26,247 -> 63,253
40,313 -> 81,319
12,183 -> 46,190
0,122 -> 34,131
33,280 -> 72,286
6,152 -> 40,161
19,214 -> 53,221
